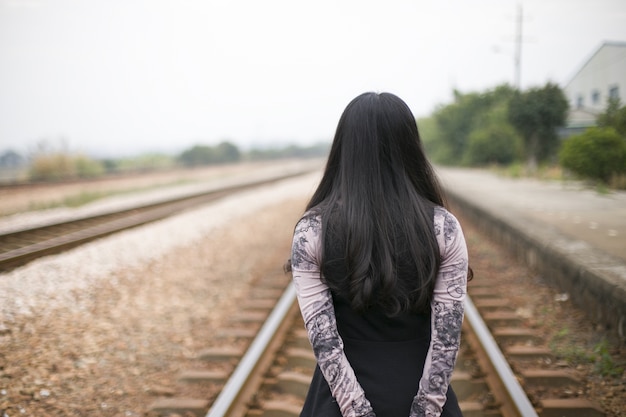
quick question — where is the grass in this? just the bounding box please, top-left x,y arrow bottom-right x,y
19,179 -> 195,214
549,327 -> 592,364
594,182 -> 611,195
491,163 -> 565,182
28,190 -> 112,211
549,328 -> 624,377
491,163 -> 626,195
592,339 -> 624,377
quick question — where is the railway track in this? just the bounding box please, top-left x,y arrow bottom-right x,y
144,271 -> 606,417
0,169 -> 313,272
1,167 -> 610,416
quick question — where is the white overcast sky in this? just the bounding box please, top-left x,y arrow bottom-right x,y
1,0 -> 625,157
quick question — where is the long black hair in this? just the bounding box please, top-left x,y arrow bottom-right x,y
305,92 -> 447,316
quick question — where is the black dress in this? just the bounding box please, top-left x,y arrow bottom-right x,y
300,293 -> 462,417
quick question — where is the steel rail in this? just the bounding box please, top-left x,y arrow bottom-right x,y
205,290 -> 540,417
205,283 -> 297,417
202,275 -> 537,417
464,295 -> 538,417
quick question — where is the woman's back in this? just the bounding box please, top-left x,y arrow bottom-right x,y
290,92 -> 469,417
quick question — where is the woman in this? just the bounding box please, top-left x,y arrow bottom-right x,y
289,92 -> 470,417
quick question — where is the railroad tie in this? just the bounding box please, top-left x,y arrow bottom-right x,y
274,371 -> 312,398
492,327 -> 543,344
147,398 -> 210,417
519,369 -> 581,388
450,371 -> 489,401
196,346 -> 245,362
504,345 -> 554,361
256,400 -> 302,417
178,369 -> 229,384
538,398 -> 605,417
285,347 -> 316,370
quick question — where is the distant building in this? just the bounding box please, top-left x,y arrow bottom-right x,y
0,150 -> 25,169
0,150 -> 27,183
562,41 -> 626,135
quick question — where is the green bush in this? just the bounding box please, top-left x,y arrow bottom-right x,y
597,98 -> 626,136
464,122 -> 522,166
559,127 -> 626,183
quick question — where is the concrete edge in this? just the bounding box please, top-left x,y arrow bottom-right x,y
445,189 -> 626,341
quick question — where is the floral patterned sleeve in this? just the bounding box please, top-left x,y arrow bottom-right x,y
290,214 -> 376,417
410,207 -> 468,417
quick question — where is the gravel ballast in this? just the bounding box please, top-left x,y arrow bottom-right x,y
0,172 -> 319,416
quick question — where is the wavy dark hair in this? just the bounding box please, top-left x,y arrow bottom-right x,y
305,92 -> 448,315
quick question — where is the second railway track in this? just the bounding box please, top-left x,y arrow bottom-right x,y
0,168 -> 314,272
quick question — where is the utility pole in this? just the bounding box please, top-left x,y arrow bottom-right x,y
514,3 -> 523,89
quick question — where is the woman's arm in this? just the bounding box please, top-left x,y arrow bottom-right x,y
410,209 -> 468,417
291,214 -> 375,417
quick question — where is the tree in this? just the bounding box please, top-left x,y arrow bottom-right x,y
214,141 -> 240,163
463,103 -> 523,166
179,142 -> 241,167
508,83 -> 569,169
179,145 -> 216,166
417,116 -> 444,161
431,84 -> 515,164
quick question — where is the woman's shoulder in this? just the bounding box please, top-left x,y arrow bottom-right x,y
433,206 -> 463,247
291,209 -> 323,270
295,209 -> 322,234
433,205 -> 458,224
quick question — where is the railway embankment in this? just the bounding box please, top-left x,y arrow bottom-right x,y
438,167 -> 626,341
